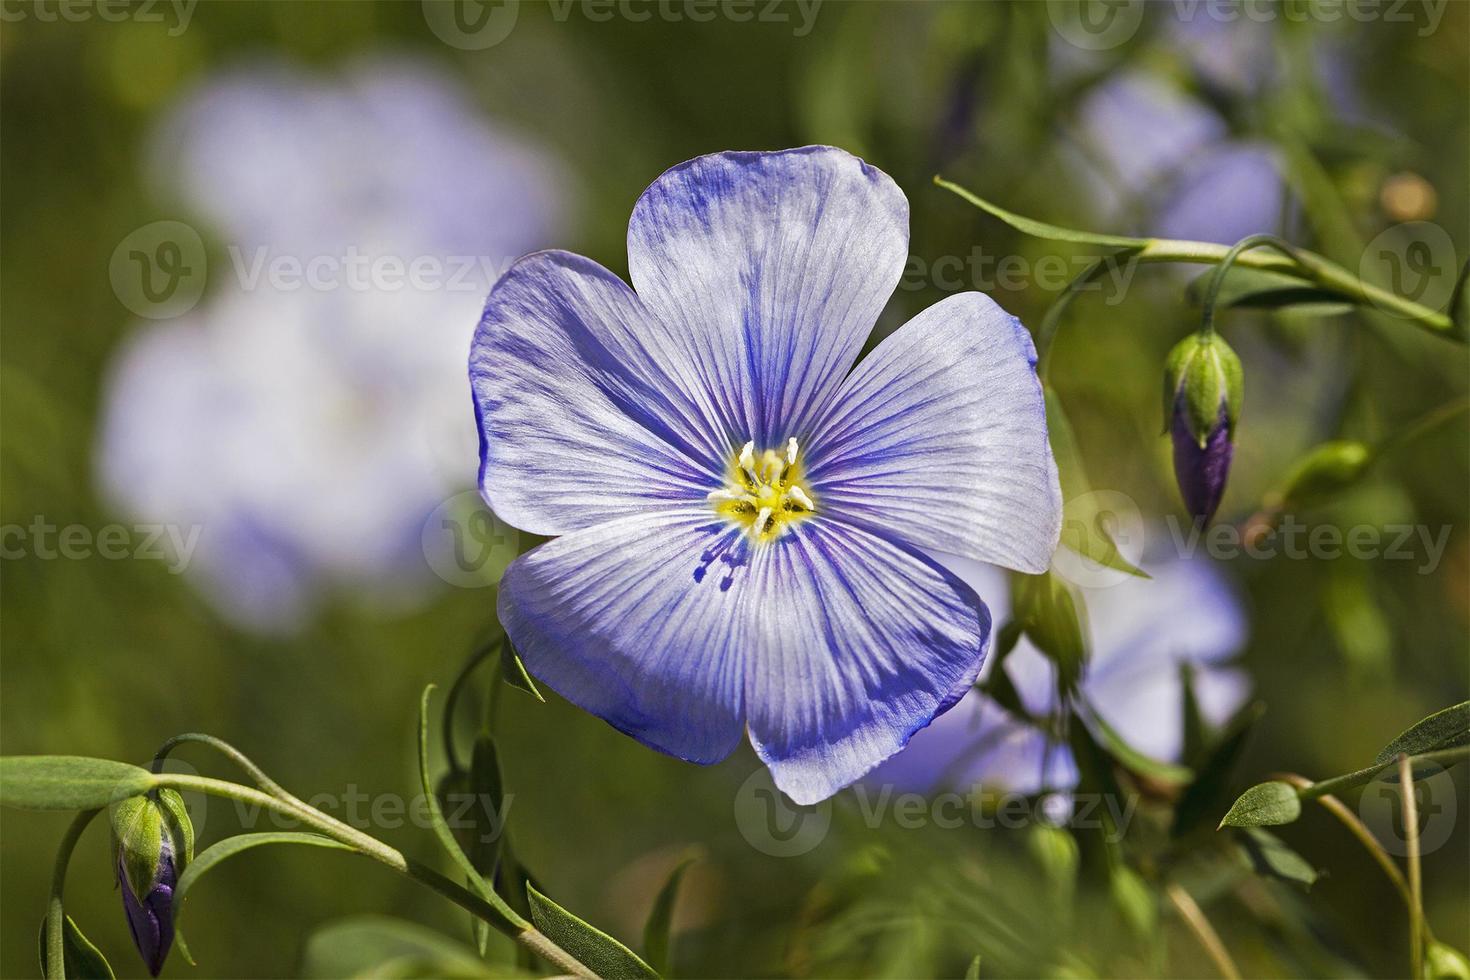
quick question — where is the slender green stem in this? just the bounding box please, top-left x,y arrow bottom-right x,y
934,177 -> 1458,339
1134,237 -> 1455,336
1296,747 -> 1469,802
153,733 -> 295,802
1166,882 -> 1241,980
1036,253 -> 1135,381
45,808 -> 101,980
443,641 -> 499,772
149,773 -> 594,978
1400,755 -> 1424,980
1276,771 -> 1439,947
1198,235 -> 1300,336
1375,397 -> 1470,461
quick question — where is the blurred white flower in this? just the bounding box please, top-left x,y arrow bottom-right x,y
868,549 -> 1251,795
97,56 -> 566,632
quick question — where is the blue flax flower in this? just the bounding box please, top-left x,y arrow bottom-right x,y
470,147 -> 1061,803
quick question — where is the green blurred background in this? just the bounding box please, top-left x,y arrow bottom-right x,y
2,1 -> 1467,977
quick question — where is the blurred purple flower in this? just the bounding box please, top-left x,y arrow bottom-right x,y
97,57 -> 565,632
472,147 -> 1062,804
1065,71 -> 1287,245
869,548 -> 1250,795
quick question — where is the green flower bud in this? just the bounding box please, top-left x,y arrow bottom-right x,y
1010,570 -> 1088,696
1162,332 -> 1243,447
110,790 -> 193,976
1426,940 -> 1470,979
1278,440 -> 1373,508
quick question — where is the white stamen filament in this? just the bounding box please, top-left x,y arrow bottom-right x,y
709,437 -> 816,541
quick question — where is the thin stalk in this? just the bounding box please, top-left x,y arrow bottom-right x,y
1198,234 -> 1300,336
1134,237 -> 1453,335
45,809 -> 101,980
933,177 -> 1458,338
443,641 -> 498,772
1295,747 -> 1469,802
152,733 -> 295,802
1275,773 -> 1414,909
150,773 -> 594,978
1400,755 -> 1424,980
1165,882 -> 1241,980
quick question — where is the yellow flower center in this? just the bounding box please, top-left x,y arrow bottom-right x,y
708,438 -> 816,542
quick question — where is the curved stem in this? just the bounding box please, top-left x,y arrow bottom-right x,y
45,808 -> 101,980
1198,234 -> 1300,336
1165,882 -> 1241,980
443,641 -> 499,773
1275,773 -> 1414,908
153,733 -> 295,802
150,773 -> 594,978
1135,237 -> 1454,336
1400,755 -> 1424,980
1036,253 -> 1135,381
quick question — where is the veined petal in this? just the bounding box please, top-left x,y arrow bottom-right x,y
744,518 -> 991,805
497,508 -> 750,764
804,292 -> 1062,573
471,251 -> 731,535
626,146 -> 909,447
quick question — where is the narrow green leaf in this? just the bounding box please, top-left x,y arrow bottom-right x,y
174,833 -> 353,933
1219,781 -> 1301,828
1,757 -> 156,810
643,856 -> 696,976
418,686 -> 524,933
1172,702 -> 1265,838
1375,701 -> 1470,765
501,646 -> 545,702
38,915 -> 114,979
965,954 -> 982,980
1236,828 -> 1320,891
526,883 -> 658,979
1083,706 -> 1193,785
934,176 -> 1149,248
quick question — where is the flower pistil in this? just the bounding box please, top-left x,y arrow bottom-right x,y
708,438 -> 816,542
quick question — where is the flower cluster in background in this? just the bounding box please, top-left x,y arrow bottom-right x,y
95,56 -> 566,631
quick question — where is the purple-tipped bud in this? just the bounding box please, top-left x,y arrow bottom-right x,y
111,790 -> 192,976
1172,399 -> 1234,524
1163,333 -> 1242,525
116,835 -> 177,977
